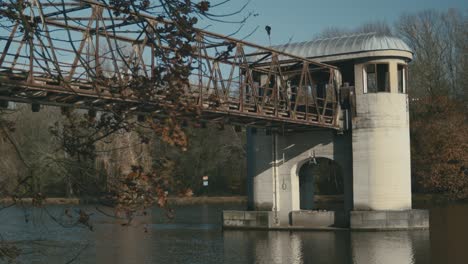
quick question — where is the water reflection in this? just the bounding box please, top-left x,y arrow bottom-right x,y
351,232 -> 414,264
1,203 -> 467,264
94,222 -> 153,264
430,204 -> 468,264
224,231 -> 353,264
224,229 -> 431,264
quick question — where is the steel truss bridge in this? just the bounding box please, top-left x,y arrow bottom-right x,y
0,0 -> 342,130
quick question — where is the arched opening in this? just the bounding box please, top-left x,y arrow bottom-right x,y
299,158 -> 344,210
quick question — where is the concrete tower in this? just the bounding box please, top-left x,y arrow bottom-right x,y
223,33 -> 429,230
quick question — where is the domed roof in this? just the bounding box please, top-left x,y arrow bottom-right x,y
273,33 -> 412,59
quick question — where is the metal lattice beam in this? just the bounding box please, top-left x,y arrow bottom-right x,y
0,0 -> 342,130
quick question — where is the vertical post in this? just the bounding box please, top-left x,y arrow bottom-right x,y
197,33 -> 203,106
95,8 -> 100,78
0,23 -> 19,68
271,132 -> 279,224
304,63 -> 309,121
28,35 -> 34,83
272,54 -> 279,117
151,43 -> 155,80
239,44 -> 244,112
148,21 -> 157,82
86,35 -> 90,81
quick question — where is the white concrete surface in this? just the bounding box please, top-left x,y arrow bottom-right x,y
247,129 -> 352,226
352,60 -> 412,210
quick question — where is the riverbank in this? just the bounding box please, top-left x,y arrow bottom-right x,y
0,194 -> 465,206
0,196 -> 247,206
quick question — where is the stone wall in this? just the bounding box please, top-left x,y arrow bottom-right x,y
350,210 -> 429,230
223,210 -> 275,229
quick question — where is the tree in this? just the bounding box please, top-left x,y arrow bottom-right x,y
410,96 -> 468,199
396,10 -> 468,199
396,9 -> 467,100
0,0 -> 249,204
0,0 -> 250,261
313,20 -> 392,39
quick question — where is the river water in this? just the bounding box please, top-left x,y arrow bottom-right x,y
0,203 -> 467,264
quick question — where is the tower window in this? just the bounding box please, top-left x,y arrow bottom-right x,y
398,64 -> 407,94
363,63 -> 390,93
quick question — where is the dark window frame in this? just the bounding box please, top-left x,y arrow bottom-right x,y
363,63 -> 390,94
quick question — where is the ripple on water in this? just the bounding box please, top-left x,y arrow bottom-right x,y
1,203 -> 467,264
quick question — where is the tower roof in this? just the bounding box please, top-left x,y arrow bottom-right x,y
272,33 -> 412,60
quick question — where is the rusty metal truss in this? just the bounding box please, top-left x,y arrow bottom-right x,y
0,0 -> 342,130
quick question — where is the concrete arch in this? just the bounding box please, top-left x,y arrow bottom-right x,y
291,154 -> 335,179
289,154 -> 335,212
292,156 -> 345,210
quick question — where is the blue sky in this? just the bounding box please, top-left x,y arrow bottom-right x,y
200,0 -> 468,46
